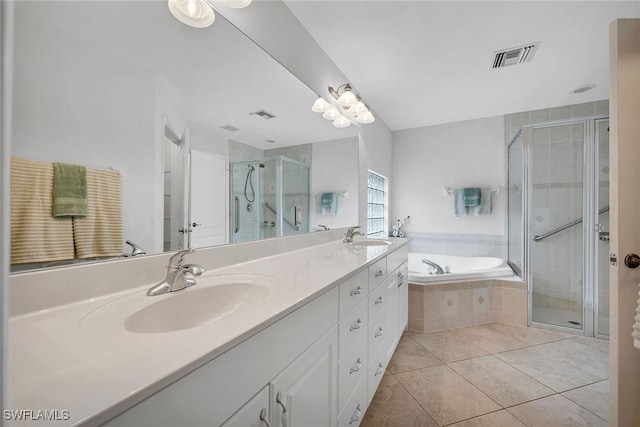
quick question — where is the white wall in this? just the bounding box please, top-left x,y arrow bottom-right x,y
12,7 -> 159,253
311,137 -> 359,230
391,116 -> 505,235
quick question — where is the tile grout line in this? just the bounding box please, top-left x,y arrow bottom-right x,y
388,370 -> 440,427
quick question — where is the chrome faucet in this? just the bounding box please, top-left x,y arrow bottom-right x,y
146,248 -> 205,296
317,224 -> 329,231
343,226 -> 364,243
125,240 -> 146,257
422,258 -> 445,275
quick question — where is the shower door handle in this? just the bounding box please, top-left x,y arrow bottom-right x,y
234,196 -> 240,233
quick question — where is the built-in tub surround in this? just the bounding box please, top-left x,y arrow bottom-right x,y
406,252 -> 524,332
9,230 -> 408,425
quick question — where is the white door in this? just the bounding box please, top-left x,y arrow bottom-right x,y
609,19 -> 640,427
385,274 -> 399,364
270,326 -> 338,427
221,386 -> 270,427
189,149 -> 228,248
397,264 -> 408,336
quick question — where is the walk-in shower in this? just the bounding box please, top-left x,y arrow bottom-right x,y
508,116 -> 609,338
230,156 -> 310,243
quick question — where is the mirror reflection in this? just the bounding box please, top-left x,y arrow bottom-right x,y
10,1 -> 359,272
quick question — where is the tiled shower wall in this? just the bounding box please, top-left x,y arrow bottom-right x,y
404,232 -> 506,258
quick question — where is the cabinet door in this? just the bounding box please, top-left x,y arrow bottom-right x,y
397,263 -> 409,337
270,326 -> 338,427
385,274 -> 399,364
222,386 -> 270,427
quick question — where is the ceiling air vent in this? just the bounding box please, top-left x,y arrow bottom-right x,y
249,109 -> 276,120
492,42 -> 540,69
220,124 -> 240,132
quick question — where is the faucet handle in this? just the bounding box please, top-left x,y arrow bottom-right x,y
168,248 -> 195,269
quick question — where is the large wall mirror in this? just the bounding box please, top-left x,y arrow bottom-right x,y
10,1 -> 359,273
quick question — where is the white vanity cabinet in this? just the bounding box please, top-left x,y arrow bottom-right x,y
104,243 -> 409,427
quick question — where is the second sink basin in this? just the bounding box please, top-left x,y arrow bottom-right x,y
125,282 -> 271,334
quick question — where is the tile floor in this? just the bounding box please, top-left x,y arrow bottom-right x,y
362,323 -> 609,427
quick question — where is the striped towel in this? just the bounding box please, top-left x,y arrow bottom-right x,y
10,157 -> 75,264
453,189 -> 467,217
73,168 -> 124,259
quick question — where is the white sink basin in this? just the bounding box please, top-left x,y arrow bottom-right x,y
79,274 -> 279,334
350,239 -> 393,247
125,282 -> 271,333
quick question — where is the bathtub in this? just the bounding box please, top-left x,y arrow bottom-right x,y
408,253 -> 515,283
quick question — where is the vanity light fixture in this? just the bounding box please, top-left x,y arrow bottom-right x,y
333,115 -> 352,128
328,83 -> 375,124
311,97 -> 332,113
322,106 -> 341,121
168,0 -> 215,28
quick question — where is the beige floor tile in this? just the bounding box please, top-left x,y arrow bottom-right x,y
496,339 -> 608,392
449,355 -> 555,407
507,394 -> 608,426
411,330 -> 488,363
562,380 -> 610,422
361,373 -> 437,427
447,410 -> 527,427
453,324 -> 530,353
396,365 -> 500,425
489,323 -> 574,346
387,336 -> 442,374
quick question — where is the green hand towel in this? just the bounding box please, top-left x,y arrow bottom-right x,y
52,162 -> 88,217
321,192 -> 333,208
463,187 -> 481,207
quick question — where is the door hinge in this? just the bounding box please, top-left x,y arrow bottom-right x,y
609,253 -> 618,266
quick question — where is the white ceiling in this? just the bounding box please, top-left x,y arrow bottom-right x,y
285,1 -> 640,131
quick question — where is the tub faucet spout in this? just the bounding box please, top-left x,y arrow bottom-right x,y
422,258 -> 445,275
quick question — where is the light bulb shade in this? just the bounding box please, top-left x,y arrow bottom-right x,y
168,0 -> 215,27
311,97 -> 331,113
217,0 -> 252,8
337,89 -> 358,107
322,107 -> 341,120
333,115 -> 352,128
356,111 -> 375,124
349,101 -> 368,117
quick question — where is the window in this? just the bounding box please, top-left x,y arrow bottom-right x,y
367,171 -> 387,238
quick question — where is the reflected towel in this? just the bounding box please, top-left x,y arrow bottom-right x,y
321,192 -> 333,208
73,168 -> 124,259
453,189 -> 467,217
474,188 -> 493,215
318,192 -> 340,216
463,187 -> 481,207
10,157 -> 75,264
52,162 -> 88,217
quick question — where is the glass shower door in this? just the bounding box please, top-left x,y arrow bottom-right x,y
280,158 -> 309,236
529,122 -> 585,330
595,119 -> 610,337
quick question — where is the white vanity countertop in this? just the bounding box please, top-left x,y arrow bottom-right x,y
9,238 -> 408,426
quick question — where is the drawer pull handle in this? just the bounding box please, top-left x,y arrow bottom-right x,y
375,296 -> 384,305
398,272 -> 404,280
259,408 -> 271,427
375,363 -> 384,376
350,319 -> 362,332
350,358 -> 362,374
375,270 -> 384,278
375,327 -> 383,338
349,405 -> 362,424
350,286 -> 362,296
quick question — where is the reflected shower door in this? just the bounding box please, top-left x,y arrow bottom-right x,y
281,158 -> 309,236
507,131 -> 524,276
529,122 -> 585,330
595,119 -> 610,337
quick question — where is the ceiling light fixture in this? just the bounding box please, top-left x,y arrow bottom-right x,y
356,110 -> 375,124
168,0 -> 215,28
572,84 -> 596,94
322,107 -> 341,121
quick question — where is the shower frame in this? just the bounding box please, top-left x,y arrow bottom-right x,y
507,115 -> 609,338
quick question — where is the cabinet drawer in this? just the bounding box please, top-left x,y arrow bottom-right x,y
368,258 -> 387,289
338,331 -> 368,414
367,346 -> 386,406
339,298 -> 368,357
387,244 -> 409,273
338,374 -> 367,427
368,309 -> 386,358
339,269 -> 369,318
368,281 -> 386,320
